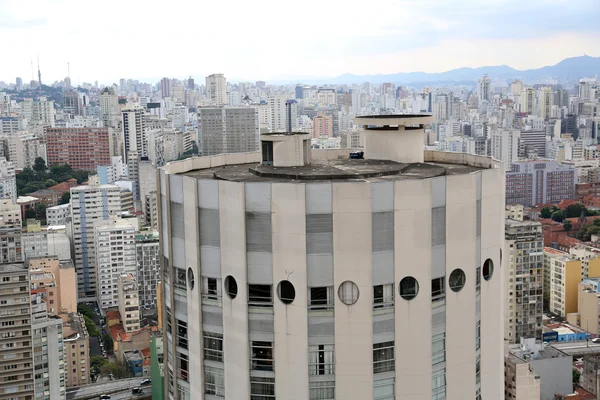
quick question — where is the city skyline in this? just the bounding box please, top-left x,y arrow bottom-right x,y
1,0 -> 598,83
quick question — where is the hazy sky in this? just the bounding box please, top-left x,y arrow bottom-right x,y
1,0 -> 598,84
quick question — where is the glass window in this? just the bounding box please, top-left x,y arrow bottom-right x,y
373,341 -> 395,374
338,281 -> 359,305
204,366 -> 224,397
432,333 -> 445,365
483,259 -> 494,281
250,376 -> 275,400
374,377 -> 395,400
399,276 -> 419,300
202,277 -> 221,301
432,368 -> 446,400
251,341 -> 273,371
309,287 -> 333,310
309,380 -> 335,400
308,344 -> 334,376
432,277 -> 445,303
374,284 -> 394,309
248,285 -> 272,307
448,269 -> 466,292
475,322 -> 481,351
203,332 -> 223,362
476,355 -> 481,384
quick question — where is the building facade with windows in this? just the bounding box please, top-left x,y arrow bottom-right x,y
158,115 -> 505,400
505,160 -> 577,206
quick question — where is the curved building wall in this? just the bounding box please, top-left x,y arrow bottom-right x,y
159,152 -> 505,400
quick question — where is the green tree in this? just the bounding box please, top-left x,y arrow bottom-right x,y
563,220 -> 572,232
83,315 -> 100,337
90,355 -> 108,375
60,192 -> 70,205
540,207 -> 552,219
77,304 -> 97,321
551,210 -> 565,223
565,204 -> 587,218
573,368 -> 581,384
100,360 -> 131,379
44,179 -> 58,188
103,333 -> 114,354
584,225 -> 600,242
33,157 -> 46,173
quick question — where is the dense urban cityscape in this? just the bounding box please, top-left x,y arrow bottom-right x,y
0,51 -> 598,400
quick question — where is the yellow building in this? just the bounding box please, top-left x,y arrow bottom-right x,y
544,247 -> 582,317
570,244 -> 600,279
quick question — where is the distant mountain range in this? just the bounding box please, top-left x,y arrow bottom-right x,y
276,55 -> 600,86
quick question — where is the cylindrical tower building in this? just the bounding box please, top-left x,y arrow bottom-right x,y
158,114 -> 505,400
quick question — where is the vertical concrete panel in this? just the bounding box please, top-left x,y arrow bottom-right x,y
182,177 -> 202,397
272,183 -> 309,400
333,182 -> 373,400
219,181 -> 250,399
480,166 -> 505,400
445,174 -> 477,399
394,179 -> 432,400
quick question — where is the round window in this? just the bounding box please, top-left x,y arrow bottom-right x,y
399,276 -> 419,300
224,275 -> 238,299
338,281 -> 359,305
449,269 -> 466,292
483,259 -> 494,281
187,268 -> 195,290
277,280 -> 296,304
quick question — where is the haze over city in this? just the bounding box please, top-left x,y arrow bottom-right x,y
1,0 -> 599,83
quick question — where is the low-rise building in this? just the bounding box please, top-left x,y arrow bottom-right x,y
0,198 -> 21,227
504,352 -> 540,400
123,350 -> 144,377
543,247 -> 581,317
62,313 -> 90,387
508,338 -> 572,400
46,203 -> 70,226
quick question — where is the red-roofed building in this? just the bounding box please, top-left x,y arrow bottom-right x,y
554,387 -> 596,400
48,178 -> 78,196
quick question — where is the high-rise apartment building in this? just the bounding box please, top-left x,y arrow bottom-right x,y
491,128 -> 519,165
158,114 -> 505,399
45,127 -> 110,171
537,87 -> 553,120
312,112 -> 333,138
268,93 -> 295,132
477,74 -> 492,103
0,157 -> 16,202
518,130 -> 546,158
198,107 -> 259,156
135,231 -> 160,313
122,107 -> 146,160
70,184 -> 122,300
94,218 -> 137,310
520,88 -> 535,114
0,263 -> 66,400
505,160 -> 577,206
117,273 -> 141,332
99,87 -> 120,128
542,247 -> 581,317
161,78 -> 171,99
205,74 -> 228,106
504,219 -> 543,343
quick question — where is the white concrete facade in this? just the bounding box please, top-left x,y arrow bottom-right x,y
158,147 -> 505,399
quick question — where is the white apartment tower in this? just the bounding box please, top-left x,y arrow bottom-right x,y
491,128 -> 520,165
504,219 -> 544,343
268,93 -> 295,132
205,74 -> 228,106
122,107 -> 147,159
159,114 -> 505,400
94,218 -> 137,310
0,157 -> 17,202
198,107 -> 259,156
70,185 -> 122,300
477,74 -> 492,103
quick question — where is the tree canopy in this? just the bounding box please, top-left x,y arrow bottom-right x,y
17,158 -> 91,196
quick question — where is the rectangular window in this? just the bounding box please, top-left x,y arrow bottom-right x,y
203,332 -> 223,362
251,341 -> 273,371
248,284 -> 272,307
250,376 -> 275,400
374,377 -> 395,400
204,366 -> 225,397
476,355 -> 481,384
202,277 -> 221,301
174,268 -> 186,290
432,277 -> 445,303
432,368 -> 446,400
431,206 -> 446,246
309,344 -> 335,376
476,266 -> 481,293
373,341 -> 395,374
309,380 -> 335,400
475,322 -> 481,351
373,284 -> 394,309
432,333 -> 445,365
308,287 -> 334,310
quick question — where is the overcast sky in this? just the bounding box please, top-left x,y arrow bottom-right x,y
1,0 -> 599,85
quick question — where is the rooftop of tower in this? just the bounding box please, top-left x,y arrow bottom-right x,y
165,114 -> 500,181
